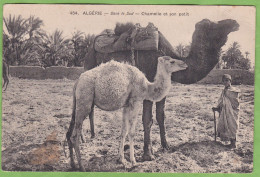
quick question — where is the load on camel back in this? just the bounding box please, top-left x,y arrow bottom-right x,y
94,22 -> 159,56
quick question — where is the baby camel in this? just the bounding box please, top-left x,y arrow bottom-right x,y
66,56 -> 188,171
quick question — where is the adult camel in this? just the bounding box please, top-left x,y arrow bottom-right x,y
83,19 -> 239,161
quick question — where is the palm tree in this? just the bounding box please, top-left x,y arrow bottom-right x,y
39,29 -> 72,67
216,48 -> 224,69
26,15 -> 44,40
175,43 -> 185,57
224,41 -> 241,69
84,34 -> 96,49
70,30 -> 85,66
3,15 -> 28,42
4,15 -> 45,65
69,32 -> 96,66
21,16 -> 46,65
175,43 -> 190,58
3,15 -> 28,64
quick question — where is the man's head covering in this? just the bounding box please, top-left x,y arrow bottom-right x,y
222,74 -> 232,82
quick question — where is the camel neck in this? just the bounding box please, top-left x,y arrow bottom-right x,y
146,64 -> 172,102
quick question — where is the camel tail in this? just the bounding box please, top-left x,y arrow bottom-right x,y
64,80 -> 78,158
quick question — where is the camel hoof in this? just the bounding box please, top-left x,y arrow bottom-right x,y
142,153 -> 155,161
91,135 -> 95,139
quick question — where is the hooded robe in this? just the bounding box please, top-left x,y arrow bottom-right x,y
217,86 -> 240,140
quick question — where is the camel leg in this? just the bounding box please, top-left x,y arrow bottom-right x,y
156,97 -> 169,149
5,76 -> 9,91
142,100 -> 154,161
2,81 -> 5,91
89,103 -> 95,138
3,76 -> 8,91
2,78 -> 4,89
71,106 -> 90,172
119,107 -> 130,166
80,103 -> 94,143
66,115 -> 76,169
128,103 -> 140,166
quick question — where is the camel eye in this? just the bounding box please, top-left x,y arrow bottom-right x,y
170,61 -> 175,64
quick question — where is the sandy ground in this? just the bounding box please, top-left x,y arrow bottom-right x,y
1,78 -> 254,173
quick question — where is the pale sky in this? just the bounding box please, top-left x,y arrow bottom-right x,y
3,4 -> 256,66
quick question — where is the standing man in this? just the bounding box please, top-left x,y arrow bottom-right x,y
212,74 -> 240,148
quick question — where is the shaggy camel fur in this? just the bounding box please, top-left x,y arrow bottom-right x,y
66,56 -> 187,171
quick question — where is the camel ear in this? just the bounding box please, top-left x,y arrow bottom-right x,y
158,57 -> 164,63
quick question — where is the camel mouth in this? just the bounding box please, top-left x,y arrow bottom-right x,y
169,58 -> 188,71
231,22 -> 240,32
178,62 -> 188,70
218,19 -> 240,32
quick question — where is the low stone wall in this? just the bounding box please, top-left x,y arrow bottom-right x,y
9,66 -> 255,85
197,69 -> 254,85
9,66 -> 84,80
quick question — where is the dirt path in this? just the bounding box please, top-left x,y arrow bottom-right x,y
1,78 -> 254,172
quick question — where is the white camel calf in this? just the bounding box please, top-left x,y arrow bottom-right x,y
66,56 -> 188,171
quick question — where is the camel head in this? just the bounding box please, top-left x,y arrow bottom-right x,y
158,56 -> 188,73
171,19 -> 239,84
191,19 -> 239,52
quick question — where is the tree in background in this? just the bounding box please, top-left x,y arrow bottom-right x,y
3,14 -> 97,67
26,16 -> 45,40
3,32 -> 16,64
37,29 -> 73,67
22,16 -> 46,66
221,42 -> 251,70
3,15 -> 45,65
69,31 -> 95,67
215,49 -> 224,69
70,30 -> 85,66
3,15 -> 28,65
81,34 -> 96,65
175,43 -> 190,58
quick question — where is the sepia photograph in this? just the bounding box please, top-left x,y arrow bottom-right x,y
1,4 -> 256,173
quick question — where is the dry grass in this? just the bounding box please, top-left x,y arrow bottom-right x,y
1,78 -> 254,172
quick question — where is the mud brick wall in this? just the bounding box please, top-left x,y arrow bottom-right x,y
9,66 -> 254,85
197,69 -> 254,85
9,66 -> 84,80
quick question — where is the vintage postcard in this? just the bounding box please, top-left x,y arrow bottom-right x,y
1,4 -> 256,173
